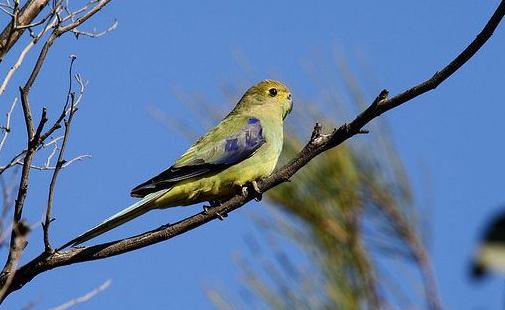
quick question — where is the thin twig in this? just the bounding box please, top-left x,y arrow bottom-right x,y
48,279 -> 111,310
0,105 -> 46,276
0,97 -> 17,153
0,0 -> 50,62
0,133 -> 72,176
0,10 -> 60,96
13,154 -> 91,171
43,56 -> 78,252
71,18 -> 117,38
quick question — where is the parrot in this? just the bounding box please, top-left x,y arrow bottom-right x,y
59,80 -> 293,249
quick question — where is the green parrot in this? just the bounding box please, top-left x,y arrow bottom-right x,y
60,80 -> 293,249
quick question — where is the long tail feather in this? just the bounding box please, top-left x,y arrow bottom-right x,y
58,190 -> 168,250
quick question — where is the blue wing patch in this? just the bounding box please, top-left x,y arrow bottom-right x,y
131,117 -> 266,197
217,117 -> 265,164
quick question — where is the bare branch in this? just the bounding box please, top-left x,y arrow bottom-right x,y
0,4 -> 14,17
0,105 -> 47,277
43,56 -> 78,252
0,220 -> 29,301
71,18 -> 117,39
56,0 -> 112,35
0,0 -> 50,62
13,154 -> 91,171
13,0 -> 109,106
0,11 -> 59,96
0,0 -> 107,287
45,143 -> 58,167
0,97 -> 17,153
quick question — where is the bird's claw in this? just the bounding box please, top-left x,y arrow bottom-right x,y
241,186 -> 248,197
241,181 -> 262,201
251,180 -> 263,201
204,200 -> 223,214
216,211 -> 228,221
251,180 -> 261,193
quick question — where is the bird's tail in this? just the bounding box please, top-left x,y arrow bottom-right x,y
58,190 -> 168,250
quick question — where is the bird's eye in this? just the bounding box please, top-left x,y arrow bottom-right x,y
268,88 -> 278,97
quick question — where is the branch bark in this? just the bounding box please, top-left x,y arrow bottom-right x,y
0,0 -> 50,62
1,0 -> 504,302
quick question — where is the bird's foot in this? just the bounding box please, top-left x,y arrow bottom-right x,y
241,186 -> 248,197
241,181 -> 263,201
251,180 -> 262,201
216,211 -> 228,221
203,201 -> 222,214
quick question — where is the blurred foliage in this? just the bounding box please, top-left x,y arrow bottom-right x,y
243,120 -> 422,309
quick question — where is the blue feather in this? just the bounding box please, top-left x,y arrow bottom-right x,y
215,117 -> 265,164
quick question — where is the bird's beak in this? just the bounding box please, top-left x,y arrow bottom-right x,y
283,102 -> 292,120
283,94 -> 293,120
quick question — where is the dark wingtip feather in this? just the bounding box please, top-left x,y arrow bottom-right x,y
57,238 -> 81,251
130,181 -> 155,198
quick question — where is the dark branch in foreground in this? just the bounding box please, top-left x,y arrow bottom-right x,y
1,0 -> 504,302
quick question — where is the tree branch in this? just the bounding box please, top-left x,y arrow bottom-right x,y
0,0 -> 111,294
0,5 -> 59,96
0,220 -> 29,301
0,0 -> 504,302
0,0 -> 50,62
43,56 -> 78,252
0,97 -> 17,153
0,106 -> 46,280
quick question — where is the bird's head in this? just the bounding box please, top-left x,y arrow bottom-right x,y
236,80 -> 293,120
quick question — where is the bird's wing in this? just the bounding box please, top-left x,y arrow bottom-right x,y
130,116 -> 266,197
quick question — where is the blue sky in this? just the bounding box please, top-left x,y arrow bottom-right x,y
1,0 -> 505,309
